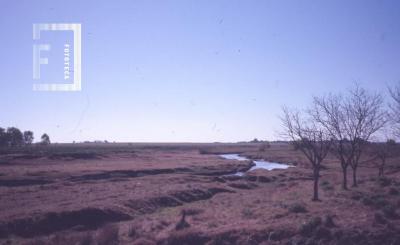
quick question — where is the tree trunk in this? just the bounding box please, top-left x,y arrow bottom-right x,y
352,166 -> 358,187
342,165 -> 348,190
313,167 -> 320,201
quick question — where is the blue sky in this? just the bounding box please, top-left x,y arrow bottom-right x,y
1,0 -> 400,142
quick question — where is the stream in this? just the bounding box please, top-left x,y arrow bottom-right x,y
219,154 -> 292,176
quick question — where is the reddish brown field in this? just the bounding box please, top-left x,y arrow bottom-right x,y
0,143 -> 400,244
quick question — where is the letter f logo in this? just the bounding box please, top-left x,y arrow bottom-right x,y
32,23 -> 81,92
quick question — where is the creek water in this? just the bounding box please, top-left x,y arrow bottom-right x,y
219,154 -> 292,176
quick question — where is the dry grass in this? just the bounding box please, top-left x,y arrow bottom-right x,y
1,143 -> 400,244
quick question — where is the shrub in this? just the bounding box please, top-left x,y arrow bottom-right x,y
374,196 -> 389,208
183,208 -> 203,216
273,213 -> 286,219
351,192 -> 362,201
378,177 -> 392,187
382,205 -> 397,219
389,187 -> 399,195
299,217 -> 322,236
198,149 -> 208,154
321,181 -> 334,191
315,226 -> 331,240
321,180 -> 330,186
289,203 -> 307,213
374,212 -> 387,224
258,176 -> 272,183
241,208 -> 255,219
361,196 -> 373,206
323,215 -> 335,227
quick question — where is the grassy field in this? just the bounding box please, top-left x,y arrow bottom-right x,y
0,143 -> 400,244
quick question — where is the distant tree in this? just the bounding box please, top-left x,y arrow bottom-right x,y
389,83 -> 400,137
41,133 -> 51,145
250,138 -> 259,143
372,139 -> 397,177
281,106 -> 332,201
6,127 -> 24,147
23,131 -> 34,145
0,127 -> 7,147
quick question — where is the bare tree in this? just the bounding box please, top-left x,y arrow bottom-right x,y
312,94 -> 352,189
281,106 -> 331,201
312,85 -> 387,188
389,83 -> 400,137
345,86 -> 387,186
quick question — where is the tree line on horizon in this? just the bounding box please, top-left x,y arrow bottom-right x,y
280,83 -> 400,201
0,127 -> 50,147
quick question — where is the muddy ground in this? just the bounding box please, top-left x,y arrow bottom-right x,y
0,143 -> 400,244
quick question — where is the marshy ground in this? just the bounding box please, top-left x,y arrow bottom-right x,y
0,143 -> 400,244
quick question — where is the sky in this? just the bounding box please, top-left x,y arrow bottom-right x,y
0,0 -> 400,143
